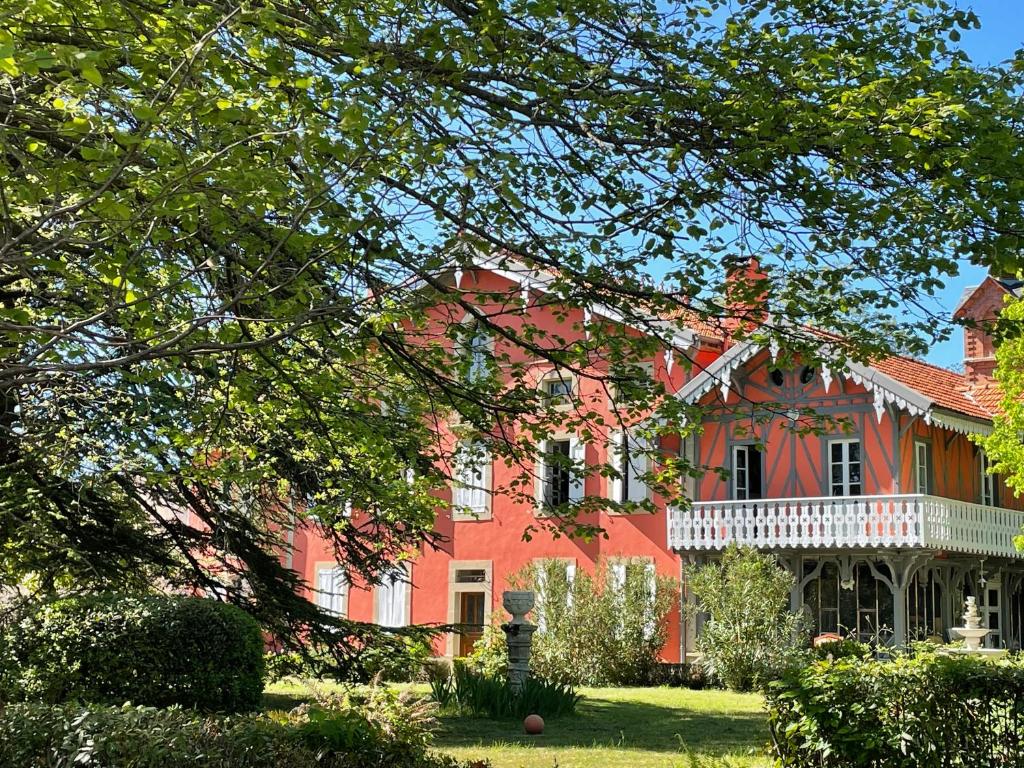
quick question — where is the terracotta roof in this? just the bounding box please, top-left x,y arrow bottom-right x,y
871,355 -> 993,421
663,306 -> 727,341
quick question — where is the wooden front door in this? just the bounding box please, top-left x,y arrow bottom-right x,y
458,592 -> 485,656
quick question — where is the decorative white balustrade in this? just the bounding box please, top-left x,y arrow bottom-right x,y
668,494 -> 1024,558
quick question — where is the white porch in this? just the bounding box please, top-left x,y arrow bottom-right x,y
668,494 -> 1024,559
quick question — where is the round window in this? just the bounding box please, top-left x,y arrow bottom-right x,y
769,369 -> 785,386
800,366 -> 815,384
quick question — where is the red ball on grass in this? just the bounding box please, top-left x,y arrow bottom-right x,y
523,714 -> 545,735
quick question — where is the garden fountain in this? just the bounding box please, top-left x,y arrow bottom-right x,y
948,596 -> 1007,658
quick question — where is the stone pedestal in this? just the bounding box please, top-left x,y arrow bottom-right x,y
501,590 -> 537,695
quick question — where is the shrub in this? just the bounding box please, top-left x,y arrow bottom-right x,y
464,620 -> 508,679
768,653 -> 1024,767
0,693 -> 465,768
809,638 -> 872,662
429,661 -> 580,719
687,546 -> 807,691
511,558 -> 677,686
265,634 -> 433,684
0,593 -> 264,711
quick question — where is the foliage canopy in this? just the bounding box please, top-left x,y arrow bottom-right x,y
2,0 -> 1024,652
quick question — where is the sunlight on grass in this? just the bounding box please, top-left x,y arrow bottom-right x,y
264,682 -> 770,767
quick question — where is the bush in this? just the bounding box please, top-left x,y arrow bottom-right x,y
464,620 -> 508,679
809,638 -> 872,662
687,546 -> 807,691
0,691 -> 464,768
648,662 -> 710,689
265,634 -> 433,684
429,661 -> 580,719
0,594 -> 264,711
512,558 -> 677,686
768,653 -> 1024,767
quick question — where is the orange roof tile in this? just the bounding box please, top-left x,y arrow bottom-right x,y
872,355 -> 993,421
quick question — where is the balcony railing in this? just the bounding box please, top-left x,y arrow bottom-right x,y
668,494 -> 1024,558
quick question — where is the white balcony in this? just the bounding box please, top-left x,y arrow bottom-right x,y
668,494 -> 1024,559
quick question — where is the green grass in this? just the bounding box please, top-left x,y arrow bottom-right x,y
264,682 -> 770,768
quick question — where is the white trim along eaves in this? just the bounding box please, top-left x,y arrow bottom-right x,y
674,340 -> 994,437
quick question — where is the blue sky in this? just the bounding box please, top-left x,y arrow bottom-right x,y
924,0 -> 1022,368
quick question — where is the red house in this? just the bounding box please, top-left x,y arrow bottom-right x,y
289,256 -> 1024,657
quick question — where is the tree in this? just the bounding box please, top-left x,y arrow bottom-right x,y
2,0 -> 1023,657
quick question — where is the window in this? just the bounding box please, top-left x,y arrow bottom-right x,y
537,437 -> 583,508
799,366 -> 815,385
608,430 -> 650,504
455,568 -> 486,583
462,325 -> 491,382
980,450 -> 999,506
829,439 -> 862,496
769,369 -> 785,387
376,566 -> 409,627
452,441 -> 491,518
914,440 -> 932,495
544,376 -> 573,406
731,444 -> 763,500
316,565 -> 348,617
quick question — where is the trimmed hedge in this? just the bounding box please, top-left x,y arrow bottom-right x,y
0,698 -> 463,768
767,652 -> 1024,767
0,594 -> 264,711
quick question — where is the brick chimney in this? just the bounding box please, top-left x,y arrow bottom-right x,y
722,256 -> 768,339
953,276 -> 1015,384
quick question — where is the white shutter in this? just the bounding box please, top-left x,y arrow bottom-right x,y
569,436 -> 585,502
536,564 -> 548,633
317,566 -> 348,617
565,561 -> 577,609
535,440 -> 548,506
610,561 -> 627,594
626,435 -> 650,503
644,562 -> 656,639
378,567 -> 408,628
607,430 -> 624,502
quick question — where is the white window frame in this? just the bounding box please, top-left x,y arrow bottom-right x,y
829,439 -> 862,497
607,430 -> 650,505
315,564 -> 349,617
914,440 -> 931,495
536,436 -> 584,509
452,440 -> 492,520
731,444 -> 761,500
980,450 -> 997,507
376,564 -> 410,628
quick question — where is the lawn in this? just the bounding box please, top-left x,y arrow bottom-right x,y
264,682 -> 770,768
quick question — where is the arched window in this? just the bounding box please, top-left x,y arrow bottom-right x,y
462,324 -> 492,382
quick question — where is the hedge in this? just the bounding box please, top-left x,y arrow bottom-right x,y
0,698 -> 463,768
767,652 -> 1024,767
0,594 -> 264,711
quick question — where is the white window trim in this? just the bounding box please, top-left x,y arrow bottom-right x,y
828,438 -> 862,497
538,369 -> 577,410
461,322 -> 494,383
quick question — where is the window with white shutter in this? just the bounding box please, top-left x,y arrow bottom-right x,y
643,562 -> 657,639
376,565 -> 409,627
316,565 -> 349,617
452,441 -> 491,518
607,430 -> 649,504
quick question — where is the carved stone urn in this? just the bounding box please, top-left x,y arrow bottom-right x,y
501,590 -> 537,694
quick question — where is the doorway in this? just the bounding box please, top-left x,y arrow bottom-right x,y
458,591 -> 486,656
